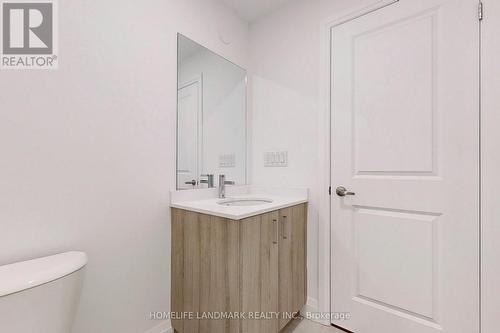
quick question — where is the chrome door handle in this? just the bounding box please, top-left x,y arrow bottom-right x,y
185,180 -> 196,186
336,186 -> 355,197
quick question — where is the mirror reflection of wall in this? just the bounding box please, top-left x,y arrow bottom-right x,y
177,34 -> 247,190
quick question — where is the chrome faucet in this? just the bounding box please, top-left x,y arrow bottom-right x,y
218,174 -> 235,199
200,174 -> 214,188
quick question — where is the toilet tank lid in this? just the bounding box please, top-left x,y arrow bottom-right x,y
0,251 -> 88,297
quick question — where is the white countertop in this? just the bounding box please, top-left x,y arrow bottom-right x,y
170,186 -> 308,220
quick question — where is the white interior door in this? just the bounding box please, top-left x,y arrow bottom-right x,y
177,79 -> 202,189
330,1 -> 480,333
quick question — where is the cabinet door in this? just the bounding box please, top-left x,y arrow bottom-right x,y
278,204 -> 307,331
171,209 -> 240,333
240,211 -> 280,333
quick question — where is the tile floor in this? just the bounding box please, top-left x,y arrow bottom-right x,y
282,317 -> 346,333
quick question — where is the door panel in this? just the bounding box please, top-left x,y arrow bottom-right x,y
354,208 -> 437,319
353,13 -> 435,174
177,81 -> 202,189
331,1 -> 479,333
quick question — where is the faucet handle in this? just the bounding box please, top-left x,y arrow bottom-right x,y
219,174 -> 234,185
200,174 -> 214,188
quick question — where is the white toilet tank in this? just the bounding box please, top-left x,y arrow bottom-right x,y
0,251 -> 88,333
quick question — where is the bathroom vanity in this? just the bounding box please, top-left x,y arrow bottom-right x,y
170,187 -> 308,333
173,35 -> 307,333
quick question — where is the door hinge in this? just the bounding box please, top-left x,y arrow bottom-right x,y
478,2 -> 483,21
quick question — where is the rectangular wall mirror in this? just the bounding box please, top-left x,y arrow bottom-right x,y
176,34 -> 247,190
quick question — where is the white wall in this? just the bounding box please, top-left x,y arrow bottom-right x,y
481,1 -> 500,332
0,1 -> 248,332
248,0 -> 377,312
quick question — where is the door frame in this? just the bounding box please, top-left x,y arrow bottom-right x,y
316,0 -> 481,328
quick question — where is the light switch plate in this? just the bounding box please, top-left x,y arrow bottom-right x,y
219,154 -> 236,168
264,151 -> 288,167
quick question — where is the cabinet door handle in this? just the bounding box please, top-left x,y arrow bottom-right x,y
282,215 -> 288,240
273,219 -> 278,244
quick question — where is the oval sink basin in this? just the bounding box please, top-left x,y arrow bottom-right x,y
217,198 -> 273,207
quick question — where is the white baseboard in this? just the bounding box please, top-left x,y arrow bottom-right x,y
303,296 -> 319,314
302,297 -> 330,326
144,320 -> 172,333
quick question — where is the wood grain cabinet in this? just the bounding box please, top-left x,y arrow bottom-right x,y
278,205 -> 307,331
171,203 -> 307,333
